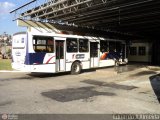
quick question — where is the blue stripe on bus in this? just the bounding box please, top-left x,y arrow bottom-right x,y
25,53 -> 46,65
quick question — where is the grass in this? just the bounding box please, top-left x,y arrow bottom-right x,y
0,59 -> 12,70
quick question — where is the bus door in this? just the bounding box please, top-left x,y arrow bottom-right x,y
90,42 -> 99,68
55,40 -> 65,72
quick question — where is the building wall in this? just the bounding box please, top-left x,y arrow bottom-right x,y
128,42 -> 152,62
151,39 -> 160,65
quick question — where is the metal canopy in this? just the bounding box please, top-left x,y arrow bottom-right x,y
11,0 -> 160,39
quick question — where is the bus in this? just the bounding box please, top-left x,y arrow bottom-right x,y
12,29 -> 128,74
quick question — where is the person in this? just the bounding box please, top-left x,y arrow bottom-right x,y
100,52 -> 108,60
107,49 -> 120,60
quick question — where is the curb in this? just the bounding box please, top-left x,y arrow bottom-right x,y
0,70 -> 28,73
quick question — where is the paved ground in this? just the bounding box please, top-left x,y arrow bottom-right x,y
0,64 -> 160,114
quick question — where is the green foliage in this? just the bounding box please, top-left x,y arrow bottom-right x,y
0,59 -> 12,70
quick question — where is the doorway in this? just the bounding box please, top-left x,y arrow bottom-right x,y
90,42 -> 99,68
55,40 -> 65,72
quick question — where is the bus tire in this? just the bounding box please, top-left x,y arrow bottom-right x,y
115,61 -> 119,67
71,62 -> 82,75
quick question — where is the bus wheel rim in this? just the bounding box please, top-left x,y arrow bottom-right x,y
74,64 -> 79,72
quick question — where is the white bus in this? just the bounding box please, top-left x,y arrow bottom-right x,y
12,30 -> 128,74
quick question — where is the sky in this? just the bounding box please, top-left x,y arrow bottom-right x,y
0,0 -> 45,35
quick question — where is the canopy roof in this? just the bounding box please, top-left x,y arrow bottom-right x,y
11,0 -> 160,39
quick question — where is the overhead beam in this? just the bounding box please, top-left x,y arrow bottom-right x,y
10,0 -> 36,13
30,0 -> 92,19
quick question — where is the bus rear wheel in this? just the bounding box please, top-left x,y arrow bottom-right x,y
71,62 -> 82,75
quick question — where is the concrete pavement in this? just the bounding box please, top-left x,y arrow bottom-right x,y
0,64 -> 160,114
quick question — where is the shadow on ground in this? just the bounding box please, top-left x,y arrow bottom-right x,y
41,79 -> 138,102
149,74 -> 160,103
28,72 -> 70,78
130,71 -> 157,77
41,86 -> 116,102
28,68 -> 97,78
0,72 -> 71,81
0,76 -> 33,81
81,79 -> 138,90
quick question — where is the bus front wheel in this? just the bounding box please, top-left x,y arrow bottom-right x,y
115,61 -> 119,67
71,62 -> 82,75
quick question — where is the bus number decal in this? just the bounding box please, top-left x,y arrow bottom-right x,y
15,51 -> 21,56
76,54 -> 85,59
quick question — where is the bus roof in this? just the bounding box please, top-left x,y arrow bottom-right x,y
13,32 -> 26,36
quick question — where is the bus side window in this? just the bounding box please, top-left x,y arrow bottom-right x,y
100,41 -> 108,53
66,38 -> 78,52
79,39 -> 89,52
33,36 -> 54,53
47,40 -> 54,52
